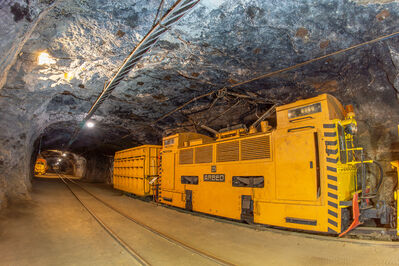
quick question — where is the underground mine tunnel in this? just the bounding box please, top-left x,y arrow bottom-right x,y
1,0 -> 399,265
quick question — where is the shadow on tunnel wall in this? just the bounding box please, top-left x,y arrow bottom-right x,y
82,152 -> 113,183
29,137 -> 40,181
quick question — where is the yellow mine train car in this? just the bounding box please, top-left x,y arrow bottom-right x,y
113,145 -> 161,197
158,94 -> 395,234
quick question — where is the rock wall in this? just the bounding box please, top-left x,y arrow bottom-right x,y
82,152 -> 113,183
72,153 -> 86,178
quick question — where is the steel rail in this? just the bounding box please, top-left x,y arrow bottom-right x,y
229,30 -> 399,89
58,174 -> 150,265
62,175 -> 234,266
58,173 -> 399,261
66,0 -> 201,149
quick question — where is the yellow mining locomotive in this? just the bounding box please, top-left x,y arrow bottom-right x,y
157,94 -> 397,235
34,158 -> 48,176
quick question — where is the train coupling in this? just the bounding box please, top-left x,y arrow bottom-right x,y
359,201 -> 396,227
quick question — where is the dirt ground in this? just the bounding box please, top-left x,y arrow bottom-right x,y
1,178 -> 399,266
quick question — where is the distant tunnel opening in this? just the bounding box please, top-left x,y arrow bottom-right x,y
39,150 -> 86,177
29,122 -> 118,184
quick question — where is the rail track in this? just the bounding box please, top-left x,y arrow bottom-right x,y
158,200 -> 399,244
57,174 -> 233,266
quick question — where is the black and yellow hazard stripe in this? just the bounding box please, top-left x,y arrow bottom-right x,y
158,153 -> 163,202
323,123 -> 340,233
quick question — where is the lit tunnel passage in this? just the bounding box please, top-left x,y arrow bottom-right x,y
33,150 -> 86,178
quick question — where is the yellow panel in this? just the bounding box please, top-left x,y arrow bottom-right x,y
256,202 -> 326,232
275,130 -> 318,201
337,166 -> 357,200
161,151 -> 175,190
112,145 -> 161,196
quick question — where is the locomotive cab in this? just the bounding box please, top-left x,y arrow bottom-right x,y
158,94 -> 395,235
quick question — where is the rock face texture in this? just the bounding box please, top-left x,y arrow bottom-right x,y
0,0 -> 399,207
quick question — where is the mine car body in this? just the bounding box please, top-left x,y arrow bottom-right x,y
113,145 -> 161,197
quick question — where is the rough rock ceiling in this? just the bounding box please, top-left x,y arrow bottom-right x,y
0,0 -> 399,203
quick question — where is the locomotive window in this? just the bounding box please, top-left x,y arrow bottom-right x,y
337,124 -> 347,164
181,176 -> 198,184
232,176 -> 264,188
288,102 -> 321,119
346,139 -> 354,162
164,138 -> 175,146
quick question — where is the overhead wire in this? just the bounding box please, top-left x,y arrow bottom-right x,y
229,30 -> 399,89
153,30 -> 399,124
205,99 -> 241,124
64,0 -> 201,150
152,0 -> 165,27
152,90 -> 216,124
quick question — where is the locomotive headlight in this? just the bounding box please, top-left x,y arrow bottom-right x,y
345,123 -> 357,135
288,102 -> 322,119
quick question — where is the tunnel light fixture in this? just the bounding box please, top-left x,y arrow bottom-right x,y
86,121 -> 95,128
58,158 -> 62,162
37,51 -> 56,65
62,153 -> 67,157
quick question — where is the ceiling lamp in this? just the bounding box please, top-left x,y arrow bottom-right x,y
37,51 -> 56,65
86,121 -> 95,128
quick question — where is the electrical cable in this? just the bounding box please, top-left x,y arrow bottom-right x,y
152,0 -> 165,27
154,30 -> 399,124
229,31 -> 399,88
357,161 -> 385,199
64,0 -> 201,149
372,161 -> 384,193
